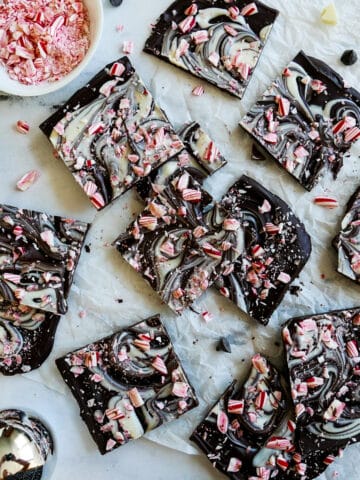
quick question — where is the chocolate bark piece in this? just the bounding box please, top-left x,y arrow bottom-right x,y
216,175 -> 311,325
283,308 -> 360,479
56,315 -> 198,455
144,1 -> 279,99
333,187 -> 360,283
0,204 -> 89,315
251,144 -> 266,161
39,57 -> 185,210
191,354 -> 302,479
114,173 -> 243,314
179,122 -> 227,175
0,302 -> 59,376
240,51 -> 360,190
136,121 -> 227,201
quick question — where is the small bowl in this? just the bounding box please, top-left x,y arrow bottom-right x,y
0,0 -> 103,97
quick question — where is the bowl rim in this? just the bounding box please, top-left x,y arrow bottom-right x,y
0,0 -> 104,97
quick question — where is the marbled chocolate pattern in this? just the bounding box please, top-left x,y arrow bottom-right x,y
145,1 -> 278,98
334,187 -> 360,283
0,205 -> 89,315
0,302 -> 59,376
136,121 -> 227,201
56,315 -> 198,455
283,308 -> 360,478
115,173 -> 243,313
190,355 -> 302,479
240,51 -> 360,190
216,175 -> 311,325
40,57 -> 184,210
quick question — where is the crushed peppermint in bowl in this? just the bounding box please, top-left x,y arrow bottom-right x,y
0,0 -> 103,96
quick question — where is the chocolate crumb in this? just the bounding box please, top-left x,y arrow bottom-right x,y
251,144 -> 266,161
110,0 -> 123,7
289,285 -> 301,296
341,49 -> 358,66
216,336 -> 233,353
85,244 -> 91,253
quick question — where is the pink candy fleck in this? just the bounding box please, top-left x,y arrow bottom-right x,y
0,0 -> 90,85
123,40 -> 134,54
16,169 -> 40,191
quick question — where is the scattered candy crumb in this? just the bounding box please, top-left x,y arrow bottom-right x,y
314,196 -> 339,208
16,120 -> 30,134
201,311 -> 213,323
16,169 -> 40,191
192,85 -> 205,96
122,40 -> 134,54
78,310 -> 87,319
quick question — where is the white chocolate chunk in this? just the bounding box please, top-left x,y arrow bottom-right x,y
321,3 -> 338,25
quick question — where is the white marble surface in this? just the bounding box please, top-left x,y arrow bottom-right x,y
0,0 -> 360,479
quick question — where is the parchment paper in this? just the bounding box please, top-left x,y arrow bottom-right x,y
0,1 -> 360,478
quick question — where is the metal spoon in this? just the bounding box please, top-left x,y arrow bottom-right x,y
0,409 -> 55,480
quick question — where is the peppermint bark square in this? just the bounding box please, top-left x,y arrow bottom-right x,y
240,51 -> 360,190
114,173 -> 242,314
178,122 -> 227,175
56,315 -> 198,455
190,354 -> 303,479
333,187 -> 360,283
216,175 -> 311,325
0,302 -> 60,376
283,308 -> 360,478
39,57 -> 185,210
0,205 -> 89,315
144,1 -> 279,99
136,121 -> 227,200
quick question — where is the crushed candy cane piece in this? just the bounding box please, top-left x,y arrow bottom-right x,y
16,170 -> 40,191
123,40 -> 134,54
192,85 -> 205,96
0,0 -> 90,85
240,3 -> 258,16
16,120 -> 30,134
227,457 -> 242,472
313,196 -> 339,208
217,410 -> 229,433
201,311 -> 213,322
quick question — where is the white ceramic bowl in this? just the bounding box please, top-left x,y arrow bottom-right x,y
0,0 -> 103,97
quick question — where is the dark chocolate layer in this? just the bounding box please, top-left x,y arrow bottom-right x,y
0,302 -> 59,376
240,51 -> 360,190
0,204 -> 89,315
191,354 -> 302,479
283,308 -> 360,479
56,315 -> 198,455
114,173 -> 243,314
40,57 -> 185,210
216,175 -> 311,325
333,187 -> 360,283
145,0 -> 278,98
136,121 -> 227,201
